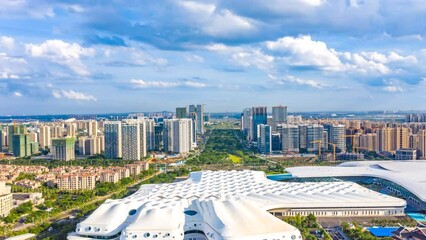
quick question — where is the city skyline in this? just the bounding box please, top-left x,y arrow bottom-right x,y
1,0 -> 426,114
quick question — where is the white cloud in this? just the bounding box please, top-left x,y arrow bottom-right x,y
13,92 -> 22,97
52,89 -> 97,101
129,79 -> 207,88
25,40 -> 95,75
266,35 -> 417,75
382,85 -> 403,92
0,72 -> 20,79
0,36 -> 15,50
185,54 -> 204,63
206,44 -> 274,71
184,81 -> 207,88
266,35 -> 343,71
268,74 -> 326,89
179,1 -> 255,37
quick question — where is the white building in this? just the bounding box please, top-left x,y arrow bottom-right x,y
164,119 -> 195,154
69,170 -> 406,240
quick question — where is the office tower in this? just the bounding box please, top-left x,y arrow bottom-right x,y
252,107 -> 267,142
51,138 -> 75,161
104,121 -> 122,159
282,124 -> 300,153
145,119 -> 156,151
272,105 -> 288,130
163,119 -> 194,153
7,124 -> 26,152
330,124 -> 346,152
0,182 -> 12,217
419,130 -> 426,159
88,120 -> 98,137
271,133 -> 282,152
122,122 -> 141,161
241,108 -> 251,133
257,124 -> 271,154
38,125 -> 51,149
188,105 -> 197,115
176,107 -> 187,119
307,124 -> 324,153
12,134 -> 31,158
196,104 -> 205,134
66,123 -> 77,138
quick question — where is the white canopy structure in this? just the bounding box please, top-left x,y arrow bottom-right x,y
287,160 -> 426,202
68,170 -> 406,240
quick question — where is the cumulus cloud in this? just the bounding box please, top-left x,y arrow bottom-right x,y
25,40 -> 95,75
13,91 -> 22,97
266,35 -> 342,71
52,89 -> 97,101
0,36 -> 15,50
266,35 -> 417,75
128,79 -> 207,89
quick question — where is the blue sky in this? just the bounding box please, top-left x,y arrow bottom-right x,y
1,0 -> 426,114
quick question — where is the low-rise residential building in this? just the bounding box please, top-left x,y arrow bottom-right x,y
57,174 -> 96,191
12,193 -> 44,207
14,180 -> 41,189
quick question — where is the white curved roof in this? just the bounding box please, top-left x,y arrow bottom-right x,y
287,160 -> 426,202
71,170 -> 405,240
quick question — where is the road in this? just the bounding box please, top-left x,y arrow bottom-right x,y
12,172 -> 160,232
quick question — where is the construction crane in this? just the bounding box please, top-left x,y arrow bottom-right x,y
311,140 -> 323,156
328,142 -> 337,162
344,134 -> 360,153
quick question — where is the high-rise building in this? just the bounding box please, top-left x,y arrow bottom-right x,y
38,125 -> 51,149
196,104 -> 205,134
358,133 -> 378,152
12,134 -> 31,158
395,127 -> 410,150
66,123 -> 77,138
330,124 -> 346,152
8,124 -> 26,152
154,123 -> 164,151
282,124 -> 300,153
176,107 -> 187,119
122,122 -> 141,161
272,105 -> 288,129
307,124 -> 324,153
241,108 -> 251,134
104,121 -> 122,159
271,133 -> 282,152
0,127 -> 2,150
163,119 -> 194,153
419,130 -> 426,159
252,107 -> 267,142
298,124 -> 308,151
52,125 -> 64,138
145,119 -> 156,151
257,124 -> 271,154
51,138 -> 75,161
0,182 -> 12,217
88,120 -> 98,137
